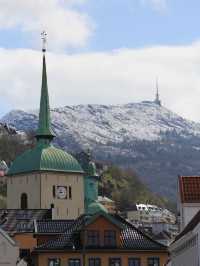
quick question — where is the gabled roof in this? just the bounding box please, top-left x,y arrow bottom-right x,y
0,209 -> 51,233
85,211 -> 124,229
179,176 -> 200,203
35,213 -> 167,252
174,209 -> 200,242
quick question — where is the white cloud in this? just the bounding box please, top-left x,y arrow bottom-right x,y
0,0 -> 92,50
0,43 -> 200,122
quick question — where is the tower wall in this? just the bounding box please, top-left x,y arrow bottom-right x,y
7,173 -> 41,209
40,172 -> 84,219
7,171 -> 85,220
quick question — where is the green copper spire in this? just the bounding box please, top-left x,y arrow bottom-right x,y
36,32 -> 55,142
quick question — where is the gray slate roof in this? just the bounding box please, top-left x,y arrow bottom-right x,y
36,220 -> 75,234
0,209 -> 51,233
35,214 -> 167,251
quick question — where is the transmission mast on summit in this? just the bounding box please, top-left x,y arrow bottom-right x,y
154,78 -> 162,106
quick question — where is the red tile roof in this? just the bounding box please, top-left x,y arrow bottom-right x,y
179,176 -> 200,203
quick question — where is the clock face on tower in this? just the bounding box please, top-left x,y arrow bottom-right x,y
56,186 -> 67,199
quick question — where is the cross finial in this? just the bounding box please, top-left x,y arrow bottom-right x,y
41,31 -> 47,53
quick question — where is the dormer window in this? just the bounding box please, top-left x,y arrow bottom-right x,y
86,230 -> 100,247
104,230 -> 117,247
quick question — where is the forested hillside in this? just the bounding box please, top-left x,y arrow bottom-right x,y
100,166 -> 175,212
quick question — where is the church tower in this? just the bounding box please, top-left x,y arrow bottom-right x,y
154,78 -> 161,106
7,33 -> 85,219
76,150 -> 108,215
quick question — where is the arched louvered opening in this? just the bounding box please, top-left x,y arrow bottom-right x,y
21,193 -> 28,209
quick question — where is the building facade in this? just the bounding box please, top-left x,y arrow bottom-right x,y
170,210 -> 200,266
33,212 -> 168,266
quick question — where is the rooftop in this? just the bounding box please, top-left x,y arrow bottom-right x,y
0,209 -> 52,233
35,213 -> 167,252
179,176 -> 200,203
8,143 -> 83,175
35,219 -> 75,234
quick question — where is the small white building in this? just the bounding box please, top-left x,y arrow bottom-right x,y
0,227 -> 19,266
127,203 -> 176,224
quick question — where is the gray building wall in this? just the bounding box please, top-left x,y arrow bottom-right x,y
0,228 -> 19,266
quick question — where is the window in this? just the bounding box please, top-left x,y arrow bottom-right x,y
48,258 -> 61,266
53,186 -> 56,198
20,249 -> 30,259
89,258 -> 101,266
148,258 -> 160,266
104,230 -> 117,247
69,186 -> 72,199
87,230 -> 100,247
68,259 -> 81,266
129,258 -> 141,266
109,258 -> 121,266
21,193 -> 28,209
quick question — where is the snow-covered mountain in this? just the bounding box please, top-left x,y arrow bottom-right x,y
2,101 -> 200,144
2,101 -> 200,199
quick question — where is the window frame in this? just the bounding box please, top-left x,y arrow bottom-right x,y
48,258 -> 61,266
128,257 -> 141,266
104,230 -> 117,247
109,258 -> 121,266
86,230 -> 100,247
88,257 -> 101,266
68,258 -> 81,266
147,257 -> 160,266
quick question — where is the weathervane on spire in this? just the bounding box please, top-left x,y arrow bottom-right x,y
41,31 -> 47,53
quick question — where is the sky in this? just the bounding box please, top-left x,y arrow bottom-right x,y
0,0 -> 200,121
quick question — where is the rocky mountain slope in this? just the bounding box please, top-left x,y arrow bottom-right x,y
2,101 -> 200,200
